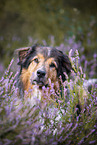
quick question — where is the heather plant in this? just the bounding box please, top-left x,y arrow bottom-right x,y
0,46 -> 97,145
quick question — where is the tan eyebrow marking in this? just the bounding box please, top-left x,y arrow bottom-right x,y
37,54 -> 45,60
46,58 -> 57,68
32,56 -> 38,61
31,54 -> 45,61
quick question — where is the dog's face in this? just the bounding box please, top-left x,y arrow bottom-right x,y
17,45 -> 72,92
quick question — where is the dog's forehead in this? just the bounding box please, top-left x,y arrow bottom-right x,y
36,46 -> 53,58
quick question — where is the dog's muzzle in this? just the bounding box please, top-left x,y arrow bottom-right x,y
37,70 -> 46,78
31,69 -> 48,87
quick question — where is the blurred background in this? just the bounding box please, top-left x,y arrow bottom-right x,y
0,0 -> 97,75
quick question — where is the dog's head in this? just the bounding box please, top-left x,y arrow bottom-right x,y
17,45 -> 72,91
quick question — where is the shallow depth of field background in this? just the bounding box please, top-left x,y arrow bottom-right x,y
0,1 -> 97,144
0,0 -> 97,74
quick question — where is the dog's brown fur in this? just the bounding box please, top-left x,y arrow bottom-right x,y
16,45 -> 72,102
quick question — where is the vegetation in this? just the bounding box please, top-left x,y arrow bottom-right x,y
0,1 -> 97,144
0,42 -> 97,144
0,0 -> 97,67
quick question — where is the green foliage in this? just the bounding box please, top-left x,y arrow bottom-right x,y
0,0 -> 97,67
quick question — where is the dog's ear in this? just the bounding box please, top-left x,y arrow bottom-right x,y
58,50 -> 72,81
62,53 -> 72,75
15,45 -> 37,65
17,47 -> 31,65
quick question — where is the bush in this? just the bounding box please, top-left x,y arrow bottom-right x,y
0,44 -> 97,144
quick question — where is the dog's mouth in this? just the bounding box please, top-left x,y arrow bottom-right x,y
31,79 -> 48,88
33,80 -> 44,86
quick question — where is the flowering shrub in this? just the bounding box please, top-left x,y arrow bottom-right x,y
0,39 -> 97,145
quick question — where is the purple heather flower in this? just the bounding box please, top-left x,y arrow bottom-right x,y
68,37 -> 74,45
87,38 -> 91,45
50,35 -> 55,46
28,36 -> 33,44
78,138 -> 84,145
80,55 -> 86,62
84,60 -> 88,72
93,53 -> 97,59
8,72 -> 13,79
0,63 -> 5,73
79,66 -> 83,74
7,59 -> 14,72
86,129 -> 95,138
42,40 -> 47,46
89,140 -> 96,144
69,49 -> 73,58
89,71 -> 95,78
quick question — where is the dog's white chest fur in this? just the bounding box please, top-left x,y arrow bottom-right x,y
30,86 -> 42,106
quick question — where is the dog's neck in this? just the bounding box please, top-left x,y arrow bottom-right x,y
30,86 -> 42,106
24,85 -> 42,106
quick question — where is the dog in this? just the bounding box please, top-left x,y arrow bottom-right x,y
16,44 -> 97,114
16,45 -> 72,104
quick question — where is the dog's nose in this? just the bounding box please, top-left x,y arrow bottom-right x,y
37,70 -> 46,78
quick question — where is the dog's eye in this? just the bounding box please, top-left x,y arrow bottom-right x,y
49,63 -> 56,68
34,58 -> 39,63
